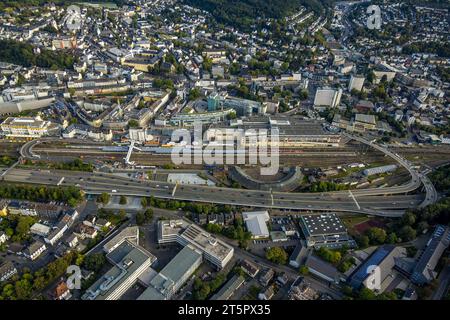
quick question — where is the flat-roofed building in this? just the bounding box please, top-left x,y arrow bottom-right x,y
103,226 -> 139,253
0,116 -> 56,138
138,245 -> 202,300
314,88 -> 342,108
30,223 -> 51,237
158,219 -> 234,269
299,213 -> 355,248
179,224 -> 234,269
222,116 -> 341,147
348,245 -> 406,293
348,75 -> 365,92
352,114 -> 377,132
82,241 -> 156,300
363,165 -> 397,176
410,225 -> 450,285
243,211 -> 270,239
157,219 -> 189,244
304,254 -> 341,284
210,274 -> 245,300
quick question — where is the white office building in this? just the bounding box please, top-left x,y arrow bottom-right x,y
157,220 -> 234,269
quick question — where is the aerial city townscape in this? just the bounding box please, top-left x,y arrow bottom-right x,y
0,0 -> 449,304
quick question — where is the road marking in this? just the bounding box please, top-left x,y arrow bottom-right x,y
172,182 -> 178,196
348,190 -> 360,210
1,160 -> 20,177
57,177 -> 65,186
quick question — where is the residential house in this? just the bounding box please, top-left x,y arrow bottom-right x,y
0,261 -> 18,282
66,234 -> 79,248
258,285 -> 275,300
0,231 -> 8,244
24,240 -> 47,261
54,281 -> 72,300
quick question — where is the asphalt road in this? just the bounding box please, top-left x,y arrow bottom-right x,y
4,168 -> 424,217
14,134 -> 438,216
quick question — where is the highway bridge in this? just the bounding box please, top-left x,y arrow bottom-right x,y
12,134 -> 438,217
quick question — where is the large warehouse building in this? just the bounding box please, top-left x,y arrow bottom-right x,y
299,213 -> 355,248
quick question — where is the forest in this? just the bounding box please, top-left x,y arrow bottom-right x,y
183,0 -> 333,30
0,40 -> 77,70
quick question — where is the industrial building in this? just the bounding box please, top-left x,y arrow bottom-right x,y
242,211 -> 270,239
138,245 -> 202,300
304,254 -> 341,284
299,213 -> 355,248
363,165 -> 398,176
348,245 -> 406,293
82,241 -> 157,300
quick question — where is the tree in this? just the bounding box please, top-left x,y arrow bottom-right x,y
366,227 -> 387,245
386,232 -> 398,244
144,208 -> 153,221
128,119 -> 139,128
358,288 -> 377,300
82,253 -> 106,272
136,212 -> 145,225
265,247 -> 288,265
357,235 -> 370,248
299,89 -> 308,100
366,70 -> 376,84
401,211 -> 416,226
118,209 -> 127,220
97,192 -> 111,205
188,88 -> 201,101
299,265 -> 309,275
141,197 -> 148,208
399,226 -> 416,242
206,223 -> 222,234
316,247 -> 342,265
119,196 -> 127,205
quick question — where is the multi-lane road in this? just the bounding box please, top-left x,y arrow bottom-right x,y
3,168 -> 424,217
11,133 -> 438,217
